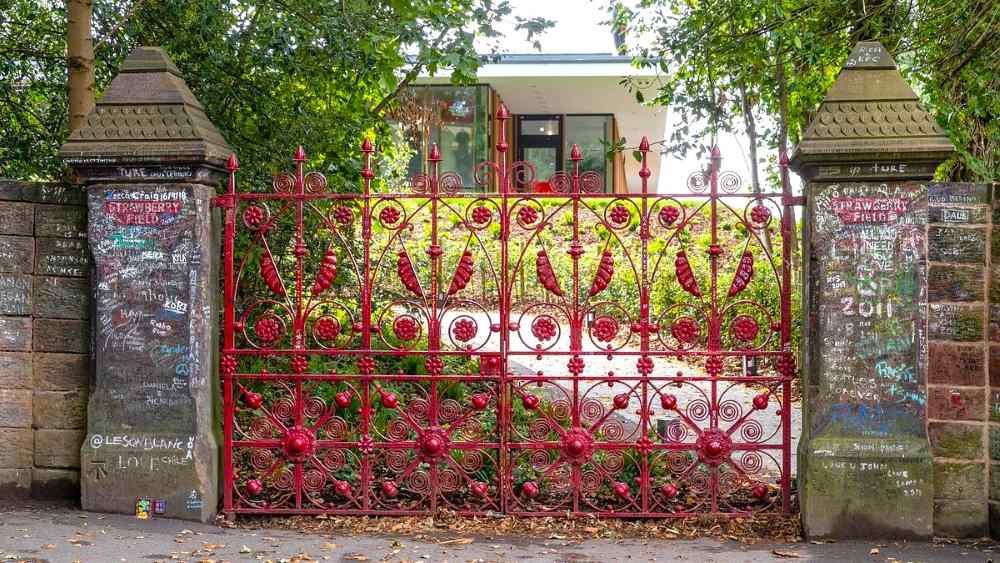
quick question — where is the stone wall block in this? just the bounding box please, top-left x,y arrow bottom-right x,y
929,265 -> 984,302
0,235 -> 34,273
934,501 -> 989,538
928,388 -> 986,421
33,352 -> 88,391
33,205 -> 86,239
33,276 -> 89,319
0,427 -> 33,468
0,389 -> 32,427
930,343 -> 985,386
929,303 -> 984,342
0,351 -> 32,389
0,317 -> 32,351
32,389 -> 88,430
33,319 -> 89,353
34,237 -> 89,277
33,429 -> 85,468
934,462 -> 987,500
31,467 -> 80,499
929,226 -> 985,264
0,202 -> 34,236
0,273 -> 32,315
0,468 -> 31,498
929,421 -> 984,459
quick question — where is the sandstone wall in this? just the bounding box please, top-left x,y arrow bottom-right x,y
0,180 -> 89,499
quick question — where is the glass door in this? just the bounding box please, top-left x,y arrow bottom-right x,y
517,115 -> 562,192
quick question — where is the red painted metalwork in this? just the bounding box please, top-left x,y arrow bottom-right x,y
219,104 -> 797,517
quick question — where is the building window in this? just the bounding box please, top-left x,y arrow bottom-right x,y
394,85 -> 491,190
516,113 -> 612,193
565,115 -> 612,191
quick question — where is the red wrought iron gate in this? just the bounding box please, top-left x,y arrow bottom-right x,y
217,105 -> 797,517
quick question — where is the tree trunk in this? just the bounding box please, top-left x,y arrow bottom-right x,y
67,0 -> 95,133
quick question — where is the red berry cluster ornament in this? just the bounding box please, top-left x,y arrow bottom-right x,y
379,206 -> 401,226
290,355 -> 308,374
333,205 -> 353,225
393,315 -> 420,341
609,204 -> 631,225
314,316 -> 341,342
731,315 -> 759,342
750,204 -> 771,225
220,355 -> 237,376
517,205 -> 539,225
471,205 -> 492,225
255,316 -> 283,343
670,317 -> 700,344
243,205 -> 266,230
531,316 -> 558,342
452,318 -> 477,342
659,206 -> 680,226
592,316 -> 619,343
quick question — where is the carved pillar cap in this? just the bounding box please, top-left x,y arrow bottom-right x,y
791,41 -> 954,179
59,46 -> 232,184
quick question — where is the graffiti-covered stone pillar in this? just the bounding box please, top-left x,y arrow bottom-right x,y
60,47 -> 230,522
791,41 -> 955,538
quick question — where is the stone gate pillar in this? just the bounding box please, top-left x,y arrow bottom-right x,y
60,47 -> 230,522
791,41 -> 955,538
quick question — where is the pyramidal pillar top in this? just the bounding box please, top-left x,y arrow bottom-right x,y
792,40 -> 954,180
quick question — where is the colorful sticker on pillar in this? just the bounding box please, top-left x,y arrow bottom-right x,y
186,489 -> 203,511
153,499 -> 166,515
136,497 -> 151,519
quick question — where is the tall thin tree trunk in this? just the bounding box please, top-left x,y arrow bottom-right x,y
775,39 -> 798,276
67,0 -> 95,132
738,79 -> 771,255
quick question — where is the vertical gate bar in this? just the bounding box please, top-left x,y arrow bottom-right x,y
360,138 -> 375,511
708,147 -> 721,513
638,138 -> 651,514
428,144 -> 441,512
221,154 -> 239,514
571,147 -> 585,514
778,150 -> 794,514
496,104 -> 511,513
293,146 -> 307,509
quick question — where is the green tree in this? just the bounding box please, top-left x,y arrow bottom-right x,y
611,0 -> 999,182
0,0 -> 551,184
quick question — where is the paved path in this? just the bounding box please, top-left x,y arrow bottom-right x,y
1,502 -> 994,562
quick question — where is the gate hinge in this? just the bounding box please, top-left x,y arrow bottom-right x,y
212,194 -> 235,208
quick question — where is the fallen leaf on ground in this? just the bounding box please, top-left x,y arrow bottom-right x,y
240,545 -> 252,553
437,538 -> 473,545
343,554 -> 368,561
771,549 -> 801,558
869,548 -> 879,555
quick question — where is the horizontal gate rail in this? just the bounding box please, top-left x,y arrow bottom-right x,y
219,104 -> 797,518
